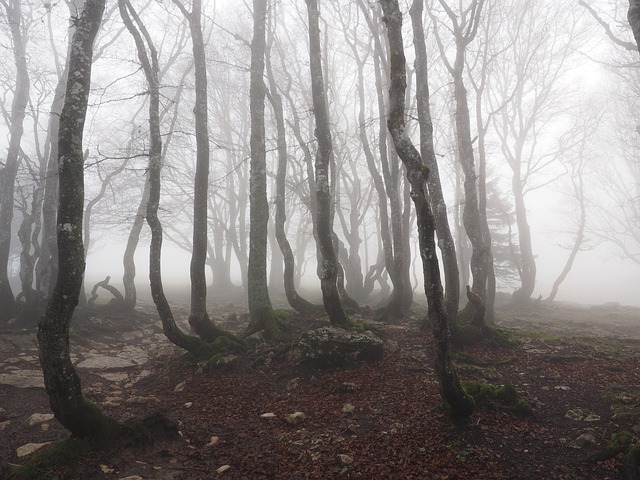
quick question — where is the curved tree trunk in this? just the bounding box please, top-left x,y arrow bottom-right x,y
409,0 -> 460,331
381,0 -> 474,419
37,0 -> 121,439
122,176 -> 149,310
265,17 -> 321,314
305,0 -> 350,328
119,0 -> 219,356
0,0 -> 30,322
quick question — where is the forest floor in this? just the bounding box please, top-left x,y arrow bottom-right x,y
1,292 -> 640,479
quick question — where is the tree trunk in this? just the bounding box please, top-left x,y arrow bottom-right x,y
629,0 -> 640,52
306,0 -> 350,328
246,0 -> 283,337
511,178 -> 536,303
381,0 -> 474,419
37,0 -> 122,439
0,0 -> 30,322
122,176 -> 149,310
264,22 -> 321,314
119,0 -> 219,356
409,0 -> 460,331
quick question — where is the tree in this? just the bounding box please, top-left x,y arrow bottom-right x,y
428,0 -> 490,325
380,0 -> 474,419
630,0 -> 640,51
37,0 -> 121,438
118,0 -> 222,357
265,3 -> 321,314
305,0 -> 350,328
0,0 -> 30,321
246,0 -> 284,336
409,0 -> 460,330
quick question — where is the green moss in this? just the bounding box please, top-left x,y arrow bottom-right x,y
462,381 -> 532,416
589,431 -> 634,462
8,438 -> 96,480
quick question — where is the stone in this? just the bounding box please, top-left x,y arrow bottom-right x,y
337,454 -> 353,466
0,370 -> 44,388
285,412 -> 306,426
184,402 -> 193,408
0,420 -> 11,431
17,442 -> 52,457
126,396 -> 160,405
571,433 -> 597,448
286,378 -> 299,391
76,355 -> 137,370
297,327 -> 384,368
174,381 -> 186,393
118,476 -> 143,480
206,436 -> 220,447
342,403 -> 355,414
216,465 -> 231,473
565,409 -> 584,421
26,413 -> 54,426
260,412 -> 277,419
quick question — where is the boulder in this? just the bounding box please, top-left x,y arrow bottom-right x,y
297,327 -> 383,368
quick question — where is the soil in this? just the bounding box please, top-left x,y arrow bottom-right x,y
1,294 -> 640,479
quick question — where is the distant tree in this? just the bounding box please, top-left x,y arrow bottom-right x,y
265,3 -> 321,314
0,0 -> 30,322
428,0 -> 489,326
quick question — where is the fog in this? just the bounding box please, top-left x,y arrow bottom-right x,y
1,0 -> 640,319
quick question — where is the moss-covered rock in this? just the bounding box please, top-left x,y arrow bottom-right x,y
462,380 -> 532,417
296,326 -> 384,368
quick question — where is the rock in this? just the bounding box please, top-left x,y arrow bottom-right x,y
76,355 -> 137,370
342,403 -> 355,414
17,442 -> 52,457
285,412 -> 306,426
260,412 -> 277,419
206,436 -> 220,447
571,433 -> 597,448
174,381 -> 186,393
184,402 -> 193,408
286,377 -> 299,391
0,370 -> 44,388
119,476 -> 143,480
26,413 -> 54,426
126,396 -> 160,405
100,464 -> 115,473
554,385 -> 571,391
585,413 -> 601,422
216,465 -> 231,473
0,420 -> 11,431
297,327 -> 384,368
339,382 -> 359,392
565,409 -> 584,421
337,454 -> 353,466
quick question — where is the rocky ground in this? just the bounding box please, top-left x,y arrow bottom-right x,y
1,297 -> 640,479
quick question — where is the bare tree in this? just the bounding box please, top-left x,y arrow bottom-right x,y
0,0 -> 30,321
305,0 -> 350,328
428,0 -> 489,325
37,0 -> 121,438
631,0 -> 640,51
381,0 -> 474,419
246,0 -> 285,336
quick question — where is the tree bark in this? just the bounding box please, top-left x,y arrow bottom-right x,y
630,0 -> 640,52
37,0 -> 122,439
0,0 -> 30,321
265,15 -> 321,314
305,0 -> 350,328
409,0 -> 460,331
381,0 -> 474,419
246,0 -> 283,336
119,0 -> 219,356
